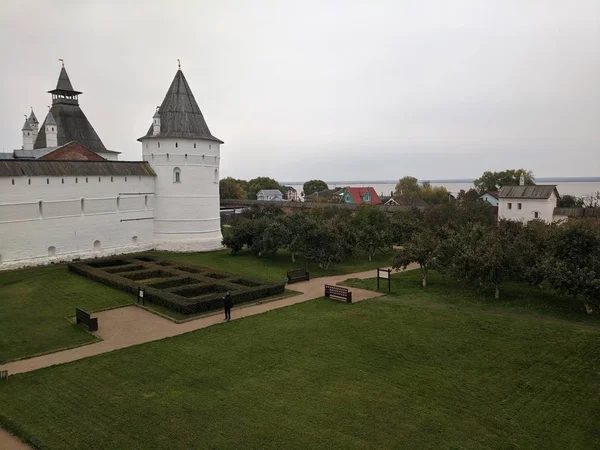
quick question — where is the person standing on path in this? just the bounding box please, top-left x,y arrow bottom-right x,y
223,291 -> 233,321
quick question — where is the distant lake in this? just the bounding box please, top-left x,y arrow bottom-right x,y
283,178 -> 600,199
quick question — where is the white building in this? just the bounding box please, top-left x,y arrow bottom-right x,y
498,185 -> 560,222
0,64 -> 223,270
479,190 -> 499,207
257,189 -> 284,201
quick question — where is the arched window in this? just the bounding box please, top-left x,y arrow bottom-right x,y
81,198 -> 85,214
61,178 -> 64,184
158,142 -> 161,148
125,176 -> 127,182
214,168 -> 219,184
117,196 -> 120,210
173,167 -> 181,183
194,143 -> 196,149
98,177 -> 101,182
47,178 -> 49,184
48,246 -> 56,257
111,176 -> 114,182
167,153 -> 170,161
28,179 -> 31,185
75,177 -> 78,183
93,240 -> 101,251
145,195 -> 148,208
175,142 -> 178,148
86,177 -> 88,183
132,236 -> 139,246
38,201 -> 43,217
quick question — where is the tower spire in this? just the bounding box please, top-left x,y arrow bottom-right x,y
178,59 -> 181,70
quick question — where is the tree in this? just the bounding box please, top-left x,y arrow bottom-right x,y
251,220 -> 289,257
457,188 -> 480,204
302,180 -> 328,197
247,177 -> 284,200
390,209 -> 422,245
543,221 -> 600,314
439,221 -> 526,299
303,220 -> 346,270
351,205 -> 392,261
419,183 -> 449,205
394,176 -> 420,199
473,169 -> 535,194
558,195 -> 584,208
219,177 -> 247,200
282,213 -> 313,263
391,228 -> 441,288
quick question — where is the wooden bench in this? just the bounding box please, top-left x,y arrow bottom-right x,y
75,308 -> 98,332
287,268 -> 310,284
325,284 -> 352,303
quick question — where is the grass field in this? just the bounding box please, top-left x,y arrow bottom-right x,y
342,270 -> 600,327
0,265 -> 133,363
0,248 -> 390,363
150,248 -> 394,283
1,292 -> 599,449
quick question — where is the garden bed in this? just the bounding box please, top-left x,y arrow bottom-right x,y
68,255 -> 285,315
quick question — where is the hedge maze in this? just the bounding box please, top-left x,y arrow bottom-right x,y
68,256 -> 285,315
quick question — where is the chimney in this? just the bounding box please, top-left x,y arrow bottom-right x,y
519,174 -> 525,186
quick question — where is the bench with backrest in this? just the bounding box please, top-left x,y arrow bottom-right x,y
287,268 -> 310,284
75,307 -> 98,332
325,284 -> 353,303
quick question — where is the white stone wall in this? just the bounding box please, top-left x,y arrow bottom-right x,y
0,174 -> 155,270
96,151 -> 119,161
141,137 -> 223,251
498,192 -> 557,222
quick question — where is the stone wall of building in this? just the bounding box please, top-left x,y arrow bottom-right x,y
0,174 -> 155,269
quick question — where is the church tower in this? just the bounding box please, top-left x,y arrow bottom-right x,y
139,64 -> 224,251
21,109 -> 39,150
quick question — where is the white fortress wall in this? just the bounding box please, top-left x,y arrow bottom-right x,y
0,174 -> 155,269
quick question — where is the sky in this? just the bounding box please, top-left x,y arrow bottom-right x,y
1,0 -> 599,181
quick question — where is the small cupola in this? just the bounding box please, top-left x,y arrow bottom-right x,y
22,115 -> 34,150
152,106 -> 161,136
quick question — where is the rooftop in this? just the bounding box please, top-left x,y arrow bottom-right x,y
498,185 -> 559,199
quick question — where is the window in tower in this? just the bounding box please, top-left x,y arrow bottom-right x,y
173,167 -> 181,183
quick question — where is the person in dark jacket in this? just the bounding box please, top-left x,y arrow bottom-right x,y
223,291 -> 233,321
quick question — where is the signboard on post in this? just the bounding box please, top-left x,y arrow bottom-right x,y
377,268 -> 392,292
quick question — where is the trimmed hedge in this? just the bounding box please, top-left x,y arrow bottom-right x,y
68,255 -> 285,315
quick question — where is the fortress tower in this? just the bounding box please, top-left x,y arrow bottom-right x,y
139,66 -> 224,251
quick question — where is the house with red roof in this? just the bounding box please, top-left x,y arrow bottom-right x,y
339,187 -> 382,205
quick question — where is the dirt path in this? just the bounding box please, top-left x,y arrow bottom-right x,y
0,428 -> 31,450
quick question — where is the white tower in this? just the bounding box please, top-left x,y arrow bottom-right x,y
44,110 -> 58,147
139,65 -> 223,251
28,109 -> 39,142
153,108 -> 161,135
22,116 -> 34,150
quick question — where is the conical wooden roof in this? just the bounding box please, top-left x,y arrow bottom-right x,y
139,69 -> 223,143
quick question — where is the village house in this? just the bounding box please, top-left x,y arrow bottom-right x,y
338,187 -> 382,205
498,185 -> 559,222
256,189 -> 284,201
479,190 -> 499,206
282,186 -> 299,201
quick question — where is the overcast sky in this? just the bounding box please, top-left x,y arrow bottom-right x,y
1,0 -> 599,181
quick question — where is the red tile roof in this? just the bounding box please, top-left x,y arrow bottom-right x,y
345,187 -> 382,205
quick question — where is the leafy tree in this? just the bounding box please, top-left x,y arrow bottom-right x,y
282,213 -> 314,263
391,228 -> 441,288
251,220 -> 289,257
219,177 -> 247,199
558,195 -> 584,208
473,169 -> 535,193
394,176 -> 420,199
457,188 -> 480,204
247,177 -> 284,200
222,217 -> 256,254
390,209 -> 422,245
351,205 -> 392,261
419,182 -> 449,205
303,220 -> 346,270
240,204 -> 285,220
302,180 -> 328,197
440,221 -> 526,299
543,221 -> 600,314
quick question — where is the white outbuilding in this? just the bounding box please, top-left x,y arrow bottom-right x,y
497,185 -> 560,222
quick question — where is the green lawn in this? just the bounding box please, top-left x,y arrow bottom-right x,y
343,270 -> 600,327
0,249 -> 390,363
149,248 -> 393,283
0,265 -> 133,363
1,296 -> 599,449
